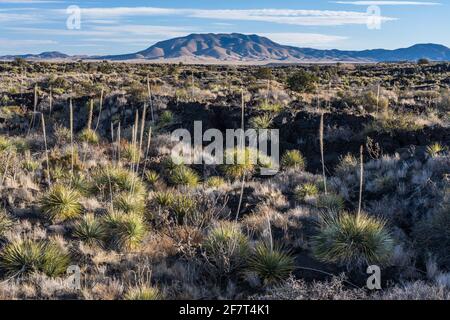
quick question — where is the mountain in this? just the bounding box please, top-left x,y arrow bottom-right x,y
0,51 -> 69,60
1,34 -> 450,63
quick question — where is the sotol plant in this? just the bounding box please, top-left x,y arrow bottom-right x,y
0,239 -> 70,277
248,242 -> 295,286
281,150 -> 306,170
203,221 -> 250,274
312,212 -> 394,268
40,185 -> 83,222
73,214 -> 106,247
103,211 -> 146,251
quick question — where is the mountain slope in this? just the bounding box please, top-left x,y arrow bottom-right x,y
100,34 -> 450,62
2,34 -> 450,63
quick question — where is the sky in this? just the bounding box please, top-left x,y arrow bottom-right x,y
0,0 -> 448,55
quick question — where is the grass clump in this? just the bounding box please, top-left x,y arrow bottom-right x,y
40,185 -> 83,222
203,221 -> 250,274
93,166 -> 146,198
169,194 -> 197,223
103,211 -> 146,251
294,183 -> 319,201
113,192 -> 146,215
0,210 -> 13,236
73,214 -> 106,247
220,148 -> 257,180
121,142 -> 141,163
426,143 -> 446,158
259,102 -> 283,113
152,191 -> 174,207
248,243 -> 295,286
249,114 -> 273,129
125,286 -> 162,300
281,150 -> 306,170
205,176 -> 226,188
145,170 -> 160,185
169,165 -> 200,187
0,240 -> 70,277
413,206 -> 450,267
312,212 -> 394,268
316,193 -> 345,212
78,129 -> 99,144
0,135 -> 13,153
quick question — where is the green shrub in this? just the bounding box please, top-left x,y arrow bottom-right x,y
152,191 -> 174,207
220,148 -> 257,180
203,222 -> 250,274
258,102 -> 283,113
121,142 -> 141,163
159,111 -> 174,127
169,165 -> 199,187
145,170 -> 160,185
113,192 -> 146,215
312,212 -> 394,268
316,193 -> 345,212
0,210 -> 13,236
287,70 -> 318,93
0,240 -> 70,277
426,143 -> 446,158
281,150 -> 306,170
0,135 -> 13,153
125,286 -> 162,300
205,176 -> 226,188
103,211 -> 146,251
249,114 -> 273,129
294,183 -> 319,201
40,185 -> 83,222
249,243 -> 295,286
78,129 -> 99,144
73,214 -> 106,246
413,206 -> 450,267
170,194 -> 197,223
93,166 -> 146,198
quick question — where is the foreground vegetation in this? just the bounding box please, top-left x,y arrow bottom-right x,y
0,60 -> 448,300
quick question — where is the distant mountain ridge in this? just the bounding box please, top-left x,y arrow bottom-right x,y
2,33 -> 450,63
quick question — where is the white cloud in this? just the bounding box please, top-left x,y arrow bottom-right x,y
334,1 -> 440,5
54,7 -> 396,26
0,39 -> 57,46
260,33 -> 348,47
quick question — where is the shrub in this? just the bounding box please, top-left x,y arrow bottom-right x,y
287,70 -> 318,93
40,185 -> 83,222
152,191 -> 174,207
220,148 -> 257,180
125,286 -> 162,300
0,240 -> 70,277
113,192 -> 146,215
312,212 -> 394,268
103,211 -> 146,251
73,214 -> 106,246
0,210 -> 13,236
159,111 -> 174,127
78,129 -> 99,144
145,170 -> 160,185
205,176 -> 226,188
316,193 -> 345,212
294,183 -> 319,201
169,165 -> 200,187
121,142 -> 141,163
426,143 -> 446,158
249,114 -> 273,129
259,102 -> 283,113
281,150 -> 306,170
413,206 -> 450,267
203,222 -> 250,274
93,166 -> 146,198
249,243 -> 295,286
335,153 -> 358,176
0,135 -> 13,153
169,194 -> 197,223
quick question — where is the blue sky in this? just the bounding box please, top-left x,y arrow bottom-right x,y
0,0 -> 448,55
